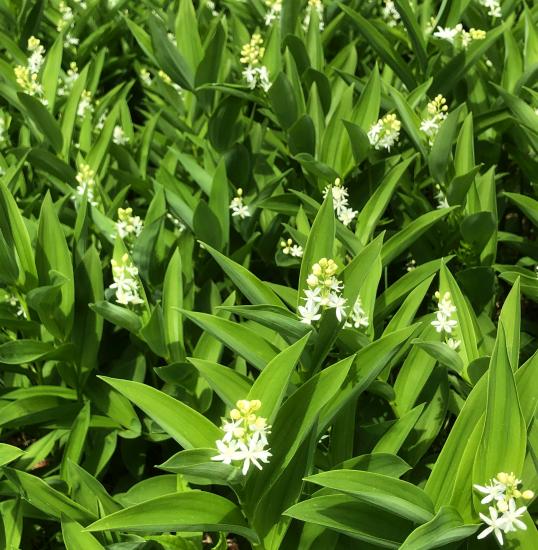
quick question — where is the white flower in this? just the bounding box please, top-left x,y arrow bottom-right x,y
328,292 -> 347,322
303,0 -> 324,31
298,300 -> 322,325
109,254 -> 144,306
115,207 -> 143,240
433,26 -> 460,43
74,163 -> 99,207
281,238 -> 303,258
446,338 -> 461,350
474,480 -> 507,505
431,311 -> 458,333
112,125 -> 129,145
264,0 -> 282,25
478,506 -> 505,545
323,178 -> 357,227
230,188 -> 252,219
382,0 -> 401,27
501,498 -> 527,533
368,114 -> 401,151
338,206 -> 358,226
140,68 -> 152,86
479,0 -> 501,18
211,439 -> 242,465
345,296 -> 369,329
77,90 -> 94,118
236,431 -> 272,475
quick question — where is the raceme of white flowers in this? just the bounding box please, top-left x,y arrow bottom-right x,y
368,113 -> 401,152
381,0 -> 401,27
474,473 -> 534,545
77,90 -> 94,118
430,291 -> 460,350
240,34 -> 271,92
115,207 -> 143,240
109,254 -> 144,306
434,184 -> 450,210
298,258 -> 347,324
5,293 -> 26,318
74,163 -> 98,207
157,70 -> 183,94
303,0 -> 324,31
478,0 -> 502,18
433,24 -> 486,50
323,178 -> 358,227
14,37 -> 47,104
420,95 -> 448,146
264,0 -> 282,26
345,296 -> 369,329
281,238 -> 303,258
166,212 -> 187,233
58,62 -> 79,97
211,399 -> 272,475
229,188 -> 251,219
112,125 -> 129,145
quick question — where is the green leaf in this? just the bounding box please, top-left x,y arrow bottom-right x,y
285,494 -> 411,548
4,468 -> 94,522
17,93 -> 63,152
203,242 -> 284,307
248,333 -> 310,423
306,470 -> 434,523
297,193 -> 335,308
268,72 -> 299,130
99,376 -> 222,449
504,192 -> 538,228
0,443 -> 25,467
84,491 -> 258,542
339,4 -> 416,90
181,310 -> 279,370
399,506 -> 479,549
90,301 -> 142,333
62,517 -> 105,550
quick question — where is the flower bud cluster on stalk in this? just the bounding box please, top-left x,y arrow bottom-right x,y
212,399 -> 272,475
474,473 -> 534,545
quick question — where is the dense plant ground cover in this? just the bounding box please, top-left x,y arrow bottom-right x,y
0,0 -> 538,548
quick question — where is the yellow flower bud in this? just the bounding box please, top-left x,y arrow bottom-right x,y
307,274 -> 319,287
250,399 -> 261,411
497,499 -> 508,512
230,408 -> 241,420
522,490 -> 534,500
312,263 -> 322,276
497,472 -> 509,484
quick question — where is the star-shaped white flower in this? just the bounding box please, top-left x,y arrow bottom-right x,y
431,311 -> 458,333
477,506 -> 505,545
501,498 -> 527,533
474,480 -> 506,504
211,439 -> 242,465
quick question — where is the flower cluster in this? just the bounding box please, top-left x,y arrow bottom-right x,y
344,296 -> 369,329
323,178 -> 358,227
240,34 -> 271,92
58,62 -> 79,97
280,238 -> 303,258
229,188 -> 251,219
381,0 -> 401,27
420,95 -> 448,145
368,113 -> 401,152
166,212 -> 186,233
474,473 -> 534,545
115,207 -> 143,241
14,37 -> 47,104
5,293 -> 26,318
139,68 -> 152,86
57,1 -> 81,47
74,163 -> 98,207
264,0 -> 282,26
157,69 -> 183,94
109,254 -> 144,306
298,258 -> 347,324
112,125 -> 129,145
433,25 -> 486,49
303,0 -> 324,31
434,184 -> 450,210
77,90 -> 93,118
431,291 -> 460,350
211,399 -> 272,475
478,0 -> 501,18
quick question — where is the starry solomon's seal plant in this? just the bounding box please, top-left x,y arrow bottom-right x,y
0,1 -> 537,550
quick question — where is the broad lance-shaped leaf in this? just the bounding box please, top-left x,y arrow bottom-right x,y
62,517 -> 104,550
99,376 -> 222,449
4,468 -> 94,522
245,355 -> 354,512
84,491 -> 258,542
306,470 -> 435,524
181,310 -> 279,370
248,333 -> 310,423
285,493 -> 411,548
399,506 -> 479,549
202,242 -> 284,307
187,358 -> 252,409
297,192 -> 335,309
381,208 -> 457,266
472,324 -> 526,488
0,443 -> 25,467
